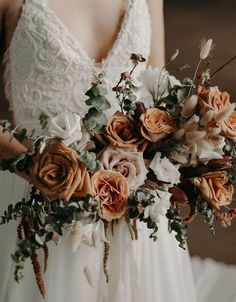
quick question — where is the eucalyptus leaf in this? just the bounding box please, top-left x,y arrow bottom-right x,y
85,96 -> 111,111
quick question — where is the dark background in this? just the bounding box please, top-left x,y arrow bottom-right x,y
0,0 -> 236,264
164,0 -> 236,264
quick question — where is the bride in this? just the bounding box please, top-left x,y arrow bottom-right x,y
0,0 -> 199,301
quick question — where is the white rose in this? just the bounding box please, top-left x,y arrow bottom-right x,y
138,67 -> 181,107
149,152 -> 180,185
101,146 -> 148,191
48,111 -> 83,146
145,189 -> 171,223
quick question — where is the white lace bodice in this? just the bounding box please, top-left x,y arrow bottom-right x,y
4,0 -> 151,135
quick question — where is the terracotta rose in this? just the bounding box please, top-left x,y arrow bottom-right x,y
105,112 -> 144,148
140,108 -> 176,142
32,143 -> 92,201
220,111 -> 236,142
198,86 -> 230,112
91,169 -> 129,221
194,171 -> 234,210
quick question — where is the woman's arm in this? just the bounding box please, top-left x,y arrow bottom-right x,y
0,1 -> 27,161
147,0 -> 165,68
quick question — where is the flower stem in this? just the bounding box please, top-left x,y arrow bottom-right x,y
211,55 -> 236,78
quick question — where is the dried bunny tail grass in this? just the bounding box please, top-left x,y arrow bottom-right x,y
183,205 -> 197,224
43,244 -> 49,273
17,221 -> 23,240
31,250 -> 46,299
200,38 -> 213,60
103,222 -> 110,283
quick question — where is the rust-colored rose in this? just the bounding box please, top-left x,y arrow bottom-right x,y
198,86 -> 230,112
194,171 -> 234,210
220,111 -> 236,141
91,169 -> 129,221
140,108 -> 176,142
105,112 -> 144,148
32,143 -> 92,201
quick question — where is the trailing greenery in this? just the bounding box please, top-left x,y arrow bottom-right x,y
166,208 -> 188,249
0,187 -> 100,282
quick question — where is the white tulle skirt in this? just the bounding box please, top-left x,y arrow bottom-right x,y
1,171 -> 235,302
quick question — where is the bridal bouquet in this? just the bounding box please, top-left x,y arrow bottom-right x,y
1,39 -> 236,298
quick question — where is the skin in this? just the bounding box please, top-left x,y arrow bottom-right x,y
0,0 -> 164,161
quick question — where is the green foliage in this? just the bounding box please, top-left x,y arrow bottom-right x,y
83,83 -> 111,135
78,149 -> 100,172
166,208 -> 187,249
83,107 -> 108,135
0,153 -> 34,175
129,188 -> 159,241
0,187 -> 100,283
197,200 -> 215,234
121,82 -> 137,115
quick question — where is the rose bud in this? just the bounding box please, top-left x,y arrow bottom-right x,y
130,53 -> 146,65
169,186 -> 189,206
208,156 -> 232,169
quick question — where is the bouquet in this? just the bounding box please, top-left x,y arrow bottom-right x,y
1,39 -> 236,298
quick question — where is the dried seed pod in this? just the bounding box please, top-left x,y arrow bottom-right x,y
214,103 -> 235,123
173,128 -> 185,141
201,110 -> 215,126
31,251 -> 46,299
43,244 -> 49,273
186,131 -> 206,142
208,156 -> 232,169
181,95 -> 198,118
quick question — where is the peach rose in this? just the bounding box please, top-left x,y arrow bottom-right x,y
194,171 -> 234,210
198,86 -> 230,113
91,170 -> 129,221
105,112 -> 144,148
220,111 -> 236,141
32,143 -> 92,201
140,108 -> 176,142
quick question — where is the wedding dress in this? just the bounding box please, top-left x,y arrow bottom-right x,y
0,0 -> 233,301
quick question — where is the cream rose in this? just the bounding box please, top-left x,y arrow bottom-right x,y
32,143 -> 91,201
101,146 -> 148,191
91,170 -> 129,221
48,111 -> 83,146
140,108 -> 176,142
149,152 -> 180,185
194,171 -> 234,210
105,112 -> 144,148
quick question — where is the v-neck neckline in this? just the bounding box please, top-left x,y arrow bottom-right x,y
43,0 -> 133,70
